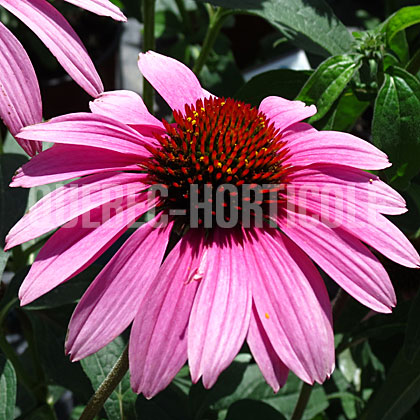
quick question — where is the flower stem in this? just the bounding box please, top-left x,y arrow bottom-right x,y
192,7 -> 231,76
80,345 -> 129,420
290,288 -> 349,420
142,0 -> 156,113
291,383 -> 313,420
174,0 -> 191,35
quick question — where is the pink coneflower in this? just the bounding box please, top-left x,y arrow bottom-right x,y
6,52 -> 420,397
0,0 -> 126,155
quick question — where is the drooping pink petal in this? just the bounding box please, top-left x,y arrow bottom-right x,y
244,228 -> 334,384
63,0 -> 126,21
66,215 -> 173,361
90,90 -> 164,128
16,113 -> 155,156
188,229 -> 252,389
5,172 -> 150,250
11,144 -> 144,188
282,128 -> 390,170
278,209 -> 396,313
0,22 -> 42,156
286,186 -> 420,268
247,304 -> 289,392
288,164 -> 406,215
130,230 -> 204,398
19,193 -> 155,305
259,96 -> 317,132
138,51 -> 205,112
0,0 -> 103,97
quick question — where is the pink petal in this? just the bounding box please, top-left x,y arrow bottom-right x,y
259,96 -> 317,132
278,122 -> 317,143
16,113 -> 155,156
247,304 -> 289,392
188,229 -> 252,389
244,228 -> 334,384
63,0 -> 126,21
278,209 -> 396,313
130,230 -> 205,398
0,22 -> 42,156
283,128 -> 390,170
11,144 -> 143,188
90,90 -> 163,128
5,172 -> 149,250
138,51 -> 205,112
0,0 -> 103,97
353,214 -> 420,268
19,193 -> 154,305
66,215 -> 173,361
286,186 -> 420,268
288,164 -> 407,215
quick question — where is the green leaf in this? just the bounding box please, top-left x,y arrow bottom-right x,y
297,54 -> 362,122
0,269 -> 28,326
136,384 -> 189,420
25,404 -> 56,420
0,154 -> 29,246
81,336 -> 137,420
212,365 -> 328,420
388,30 -> 409,65
0,250 -> 9,280
235,70 -> 312,107
313,90 -> 369,131
360,349 -> 420,420
199,33 -> 244,97
189,354 -> 250,419
28,310 -> 92,402
403,410 -> 420,420
385,6 -> 420,44
404,287 -> 420,362
0,355 -> 17,420
225,399 -> 286,420
372,67 -> 420,189
25,265 -> 102,310
200,0 -> 353,57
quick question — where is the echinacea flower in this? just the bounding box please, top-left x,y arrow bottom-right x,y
0,0 -> 126,155
6,52 -> 420,397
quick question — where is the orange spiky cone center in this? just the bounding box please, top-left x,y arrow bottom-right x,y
142,97 -> 291,225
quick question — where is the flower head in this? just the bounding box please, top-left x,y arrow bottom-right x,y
7,51 -> 420,397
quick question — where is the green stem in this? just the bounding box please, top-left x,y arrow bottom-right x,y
192,7 -> 232,76
80,346 -> 129,420
174,0 -> 191,34
291,383 -> 313,420
290,288 -> 349,420
142,0 -> 156,113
